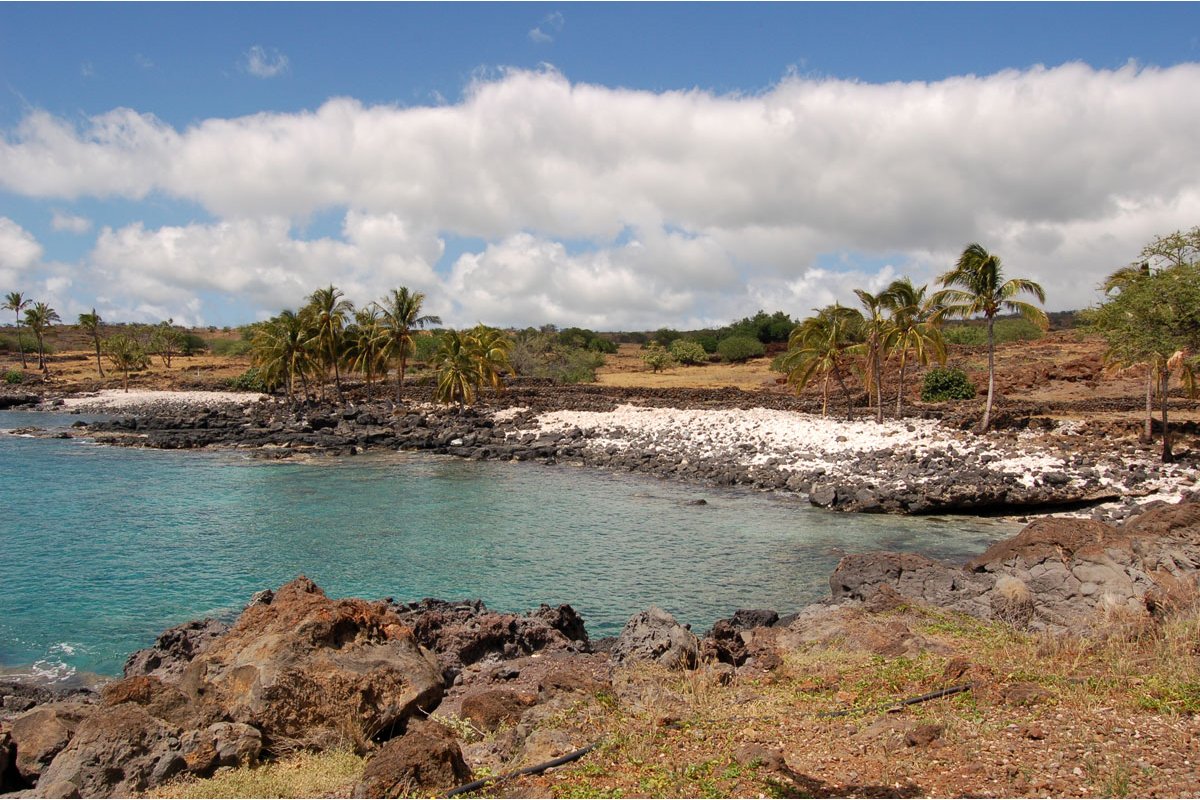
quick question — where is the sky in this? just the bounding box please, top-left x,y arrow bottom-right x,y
2,3 -> 1200,330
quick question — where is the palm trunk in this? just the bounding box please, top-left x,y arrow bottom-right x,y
833,362 -> 853,420
1160,367 -> 1173,462
15,314 -> 27,369
982,316 -> 996,432
396,353 -> 409,403
896,350 -> 908,417
873,345 -> 883,423
35,332 -> 45,370
1143,367 -> 1153,443
821,374 -> 829,418
122,368 -> 129,392
93,337 -> 105,377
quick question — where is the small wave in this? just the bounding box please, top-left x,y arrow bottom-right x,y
29,658 -> 78,683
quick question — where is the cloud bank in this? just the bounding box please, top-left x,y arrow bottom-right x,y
2,63 -> 1199,327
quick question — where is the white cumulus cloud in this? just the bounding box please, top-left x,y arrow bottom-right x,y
51,210 -> 93,234
2,63 -> 1200,326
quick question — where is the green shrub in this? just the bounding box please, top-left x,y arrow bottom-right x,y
4,369 -> 21,385
669,339 -> 708,365
716,335 -> 765,363
641,342 -> 676,372
921,367 -> 977,402
180,333 -> 209,356
694,333 -> 719,354
412,331 -> 444,363
943,318 -> 1044,346
207,338 -> 253,357
225,367 -> 270,392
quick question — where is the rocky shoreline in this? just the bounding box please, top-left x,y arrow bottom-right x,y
3,495 -> 1199,798
6,384 -> 1196,521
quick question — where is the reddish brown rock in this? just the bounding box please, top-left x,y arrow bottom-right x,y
9,702 -> 94,783
352,720 -> 471,797
178,576 -> 445,749
31,703 -> 186,798
460,689 -> 537,733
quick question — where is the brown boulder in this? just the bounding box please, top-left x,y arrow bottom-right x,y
966,516 -> 1120,570
123,618 -> 229,682
9,702 -> 94,783
1,727 -> 16,793
100,675 -> 202,729
353,720 -> 471,798
460,689 -> 537,733
179,722 -> 263,776
178,576 -> 444,749
31,703 -> 186,799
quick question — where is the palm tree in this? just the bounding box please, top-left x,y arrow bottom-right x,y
3,292 -> 30,368
852,288 -> 893,423
344,307 -> 388,399
469,324 -> 514,395
932,244 -> 1048,432
23,302 -> 60,371
376,287 -> 442,403
103,334 -> 148,392
78,308 -> 105,377
305,285 -> 354,397
883,278 -> 946,417
1102,262 -> 1154,442
433,329 -> 482,406
780,304 -> 864,419
250,310 -> 316,399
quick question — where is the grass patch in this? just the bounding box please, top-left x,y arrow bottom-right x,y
943,317 -> 1044,346
150,748 -> 364,799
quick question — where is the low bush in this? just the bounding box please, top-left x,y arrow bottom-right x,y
4,369 -> 21,385
226,367 -> 270,392
669,339 -> 708,365
921,367 -> 977,402
943,318 -> 1044,346
716,335 -> 765,363
208,338 -> 253,357
641,342 -> 676,372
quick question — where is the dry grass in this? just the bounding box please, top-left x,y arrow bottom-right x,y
595,343 -> 784,391
148,748 -> 365,799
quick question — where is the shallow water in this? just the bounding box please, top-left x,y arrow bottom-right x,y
0,410 -> 1018,679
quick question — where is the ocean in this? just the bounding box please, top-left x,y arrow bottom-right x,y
0,409 -> 1016,680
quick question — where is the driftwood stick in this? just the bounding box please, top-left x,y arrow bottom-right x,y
817,682 -> 974,719
444,741 -> 598,798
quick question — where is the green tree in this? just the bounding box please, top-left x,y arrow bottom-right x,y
78,308 -> 105,377
305,285 -> 354,397
344,307 -> 388,399
1091,260 -> 1200,461
376,287 -> 442,402
250,310 -> 316,399
932,243 -> 1048,432
150,320 -> 186,368
3,292 -> 30,368
23,302 -> 60,371
433,329 -> 482,406
852,288 -> 894,423
103,334 -> 149,392
780,304 -> 864,418
883,278 -> 946,416
469,324 -> 515,395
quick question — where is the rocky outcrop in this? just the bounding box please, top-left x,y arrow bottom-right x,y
178,576 -> 445,748
9,702 -> 95,785
31,703 -> 187,798
353,720 -> 471,798
123,618 -> 229,682
389,598 -> 589,680
611,607 -> 699,669
826,500 -> 1200,632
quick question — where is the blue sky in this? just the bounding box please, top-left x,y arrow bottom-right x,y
2,3 -> 1199,328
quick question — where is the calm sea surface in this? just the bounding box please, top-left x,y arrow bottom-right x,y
0,409 -> 1017,680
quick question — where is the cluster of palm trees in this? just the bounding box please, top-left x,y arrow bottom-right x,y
249,285 -> 515,405
3,292 -> 60,371
781,244 -> 1048,431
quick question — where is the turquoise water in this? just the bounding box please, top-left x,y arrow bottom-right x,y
1,410 -> 1018,680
